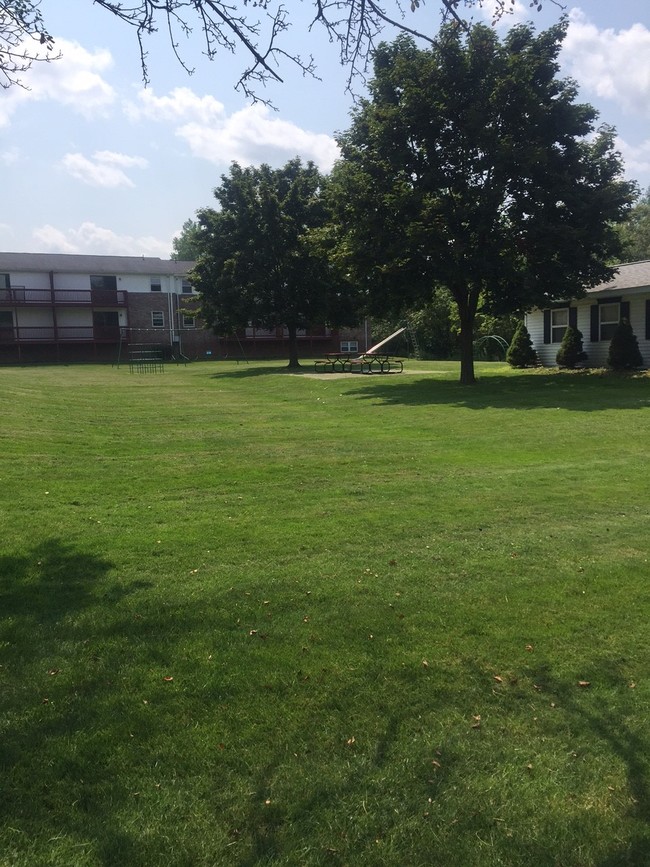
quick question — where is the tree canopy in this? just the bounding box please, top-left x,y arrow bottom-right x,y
615,188 -> 650,263
171,218 -> 202,261
327,19 -> 636,383
190,158 -> 358,368
2,0 -> 563,97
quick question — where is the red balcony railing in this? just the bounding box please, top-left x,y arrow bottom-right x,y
0,326 -> 125,343
0,288 -> 127,306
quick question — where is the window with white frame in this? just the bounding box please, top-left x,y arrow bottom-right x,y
150,277 -> 162,292
182,315 -> 195,328
151,310 -> 164,328
551,309 -> 568,343
340,340 -> 359,353
181,280 -> 193,294
0,273 -> 10,289
599,302 -> 620,341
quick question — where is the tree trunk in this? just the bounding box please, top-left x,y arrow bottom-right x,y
287,323 -> 300,370
458,302 -> 477,385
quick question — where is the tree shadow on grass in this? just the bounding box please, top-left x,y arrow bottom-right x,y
346,371 -> 650,412
209,363 -> 307,379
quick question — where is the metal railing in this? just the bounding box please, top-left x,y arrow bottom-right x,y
0,288 -> 127,306
0,325 -> 124,343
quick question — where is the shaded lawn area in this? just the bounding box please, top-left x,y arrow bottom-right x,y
1,361 -> 650,866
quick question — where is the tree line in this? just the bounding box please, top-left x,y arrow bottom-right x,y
176,19 -> 636,383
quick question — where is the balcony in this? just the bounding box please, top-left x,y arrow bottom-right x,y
0,287 -> 127,307
0,326 -> 126,344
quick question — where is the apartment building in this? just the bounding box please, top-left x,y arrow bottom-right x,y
0,252 -> 366,363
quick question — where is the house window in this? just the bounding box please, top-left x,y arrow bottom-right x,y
152,311 -> 164,328
550,309 -> 568,343
340,340 -> 359,353
182,315 -> 195,328
90,275 -> 117,292
0,274 -> 10,289
181,280 -> 193,294
599,302 -> 620,341
151,277 -> 162,292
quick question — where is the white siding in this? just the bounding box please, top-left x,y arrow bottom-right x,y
527,293 -> 650,368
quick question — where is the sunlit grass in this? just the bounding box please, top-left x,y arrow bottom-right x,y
1,360 -> 650,865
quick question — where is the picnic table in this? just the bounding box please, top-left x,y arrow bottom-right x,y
313,352 -> 403,374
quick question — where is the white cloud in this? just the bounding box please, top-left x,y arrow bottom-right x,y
180,102 -> 339,171
124,86 -> 225,123
61,150 -> 148,187
126,87 -> 339,171
0,38 -> 115,128
563,10 -> 650,115
32,222 -> 172,257
615,136 -> 650,189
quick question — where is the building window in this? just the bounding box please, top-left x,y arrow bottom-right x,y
152,311 -> 164,328
182,315 -> 195,328
181,280 -> 193,294
93,311 -> 119,328
599,302 -> 620,341
0,274 -> 10,289
151,277 -> 162,292
340,340 -> 358,353
90,275 -> 117,292
551,309 -> 568,343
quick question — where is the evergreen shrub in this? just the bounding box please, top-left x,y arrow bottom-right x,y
506,321 -> 538,367
607,319 -> 644,370
556,326 -> 588,369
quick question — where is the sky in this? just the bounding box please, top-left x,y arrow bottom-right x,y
1,0 -> 650,258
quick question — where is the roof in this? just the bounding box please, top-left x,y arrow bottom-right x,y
0,252 -> 194,275
587,260 -> 650,294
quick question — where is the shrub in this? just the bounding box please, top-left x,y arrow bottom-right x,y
607,318 -> 644,370
506,321 -> 538,368
556,326 -> 588,369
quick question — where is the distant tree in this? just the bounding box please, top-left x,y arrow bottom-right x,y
556,326 -> 587,369
506,322 -> 538,368
171,219 -> 201,261
327,21 -> 636,384
607,319 -> 644,370
615,188 -> 650,263
2,0 -> 562,99
190,159 -> 358,369
0,0 -> 58,88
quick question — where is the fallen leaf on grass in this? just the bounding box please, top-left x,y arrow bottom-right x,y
471,715 -> 481,729
525,644 -> 534,652
48,669 -> 60,676
493,675 -> 503,683
422,659 -> 429,668
163,676 -> 174,682
346,737 -> 356,746
577,681 -> 591,688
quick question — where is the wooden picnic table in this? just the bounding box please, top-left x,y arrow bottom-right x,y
313,352 -> 403,374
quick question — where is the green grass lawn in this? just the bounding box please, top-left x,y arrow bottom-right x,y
2,360 -> 650,866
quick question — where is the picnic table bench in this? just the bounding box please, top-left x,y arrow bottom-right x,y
314,351 -> 404,374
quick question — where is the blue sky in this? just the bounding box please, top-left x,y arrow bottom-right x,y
1,0 -> 649,257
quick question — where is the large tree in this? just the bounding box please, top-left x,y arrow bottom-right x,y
190,158 -> 357,369
328,20 -> 636,384
2,1 -> 562,98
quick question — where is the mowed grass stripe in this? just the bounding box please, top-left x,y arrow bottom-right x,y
1,361 -> 650,866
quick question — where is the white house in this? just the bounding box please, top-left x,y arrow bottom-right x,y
526,260 -> 650,367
